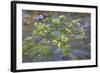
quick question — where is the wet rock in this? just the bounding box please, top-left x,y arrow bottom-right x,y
69,48 -> 91,59
35,15 -> 44,21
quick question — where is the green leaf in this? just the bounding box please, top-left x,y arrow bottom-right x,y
61,46 -> 69,57
43,48 -> 52,58
60,29 -> 66,35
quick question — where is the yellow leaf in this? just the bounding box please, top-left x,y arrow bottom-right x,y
53,40 -> 57,43
58,42 -> 61,47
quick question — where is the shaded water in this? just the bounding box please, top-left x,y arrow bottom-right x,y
22,10 -> 91,62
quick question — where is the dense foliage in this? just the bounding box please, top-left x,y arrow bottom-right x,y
22,12 -> 87,62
